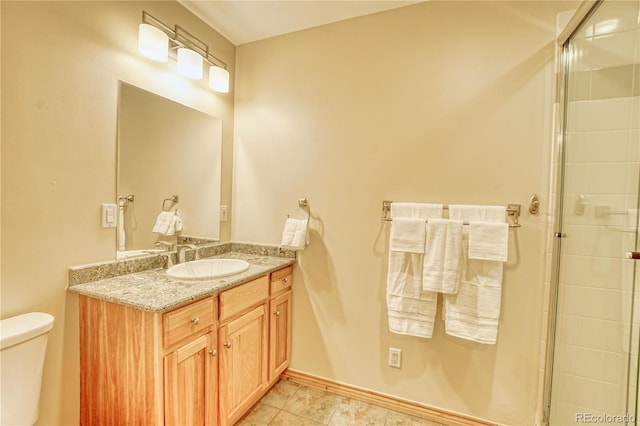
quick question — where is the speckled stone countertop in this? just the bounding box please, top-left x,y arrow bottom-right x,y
67,251 -> 295,313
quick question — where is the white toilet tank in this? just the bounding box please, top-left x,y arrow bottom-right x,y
0,312 -> 54,426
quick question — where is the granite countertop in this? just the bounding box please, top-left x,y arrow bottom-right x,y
67,252 -> 295,313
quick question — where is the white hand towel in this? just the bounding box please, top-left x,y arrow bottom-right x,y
468,221 -> 508,262
422,219 -> 463,294
281,218 -> 308,250
390,218 -> 427,253
117,206 -> 125,251
152,211 -> 174,234
444,205 -> 506,344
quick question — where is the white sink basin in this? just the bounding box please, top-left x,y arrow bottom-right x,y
167,259 -> 250,280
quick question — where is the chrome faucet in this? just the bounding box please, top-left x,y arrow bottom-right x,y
176,244 -> 198,263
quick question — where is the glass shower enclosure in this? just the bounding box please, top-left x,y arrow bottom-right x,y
545,0 -> 640,424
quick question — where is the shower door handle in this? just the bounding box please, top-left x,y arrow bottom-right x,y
626,252 -> 640,260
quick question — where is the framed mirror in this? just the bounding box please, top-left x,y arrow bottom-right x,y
117,82 -> 222,259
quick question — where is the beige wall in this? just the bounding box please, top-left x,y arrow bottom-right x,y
233,2 -> 576,424
0,2 -> 235,424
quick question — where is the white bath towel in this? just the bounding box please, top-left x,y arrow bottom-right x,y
390,218 -> 427,253
422,219 -> 463,294
391,202 -> 443,220
468,221 -> 509,262
448,204 -> 506,223
281,218 -> 308,250
444,205 -> 506,344
387,252 -> 439,338
386,203 -> 443,338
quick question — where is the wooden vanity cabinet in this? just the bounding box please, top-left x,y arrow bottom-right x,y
269,265 -> 292,384
163,297 -> 218,426
79,264 -> 293,426
79,295 -> 218,426
218,275 -> 269,426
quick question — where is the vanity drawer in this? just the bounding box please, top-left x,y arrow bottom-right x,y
219,275 -> 269,322
270,266 -> 292,294
163,297 -> 215,348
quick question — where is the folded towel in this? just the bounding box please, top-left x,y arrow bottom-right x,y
152,211 -> 174,234
423,219 -> 463,294
448,204 -> 506,223
386,251 -> 438,338
390,218 -> 427,253
281,218 -> 308,250
152,210 -> 182,236
391,202 -> 443,220
468,221 -> 508,262
385,203 -> 443,338
444,205 -> 506,344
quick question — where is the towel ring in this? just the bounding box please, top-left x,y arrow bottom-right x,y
162,195 -> 179,211
286,198 -> 311,239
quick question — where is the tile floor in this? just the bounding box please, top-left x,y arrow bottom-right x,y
236,379 -> 446,426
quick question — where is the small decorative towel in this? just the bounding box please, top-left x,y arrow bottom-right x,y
152,211 -> 174,234
422,219 -> 463,294
468,221 -> 508,262
281,218 -> 308,250
390,218 -> 427,253
152,210 -> 182,236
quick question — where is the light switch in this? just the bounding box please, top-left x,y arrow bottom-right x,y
101,204 -> 117,228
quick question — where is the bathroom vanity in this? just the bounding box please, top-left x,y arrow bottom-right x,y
69,248 -> 293,426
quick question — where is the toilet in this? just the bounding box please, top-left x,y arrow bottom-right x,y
0,312 -> 54,426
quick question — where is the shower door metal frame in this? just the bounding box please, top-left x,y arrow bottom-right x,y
542,0 -> 640,423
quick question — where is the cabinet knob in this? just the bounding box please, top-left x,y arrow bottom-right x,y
283,278 -> 288,283
191,317 -> 200,325
224,342 -> 232,348
209,349 -> 217,357
274,310 -> 281,316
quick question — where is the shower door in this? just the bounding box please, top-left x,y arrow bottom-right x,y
546,0 -> 640,424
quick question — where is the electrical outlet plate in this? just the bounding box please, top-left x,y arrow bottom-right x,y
388,348 -> 401,368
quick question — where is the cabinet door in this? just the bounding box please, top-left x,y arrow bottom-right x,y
164,331 -> 217,426
269,290 -> 292,384
219,304 -> 268,426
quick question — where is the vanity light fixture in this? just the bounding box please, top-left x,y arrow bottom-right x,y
138,11 -> 229,93
177,47 -> 203,79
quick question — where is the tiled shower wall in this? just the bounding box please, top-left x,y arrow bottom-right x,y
543,1 -> 640,423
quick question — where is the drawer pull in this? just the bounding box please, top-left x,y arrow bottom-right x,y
274,310 -> 281,316
282,278 -> 288,283
191,317 -> 200,325
224,342 -> 232,349
209,349 -> 217,357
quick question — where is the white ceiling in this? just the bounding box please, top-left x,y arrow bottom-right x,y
178,1 -> 424,46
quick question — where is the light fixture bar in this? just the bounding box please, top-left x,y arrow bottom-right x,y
141,11 -> 228,71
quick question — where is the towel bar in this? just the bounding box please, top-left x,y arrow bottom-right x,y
381,200 -> 522,228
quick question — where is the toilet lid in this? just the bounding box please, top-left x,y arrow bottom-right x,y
0,312 -> 54,350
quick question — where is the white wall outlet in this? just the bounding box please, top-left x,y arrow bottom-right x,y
388,347 -> 402,368
101,204 -> 117,228
220,205 -> 228,222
